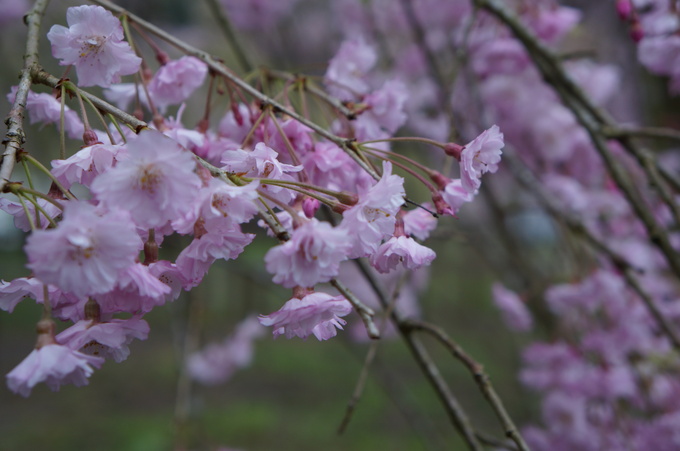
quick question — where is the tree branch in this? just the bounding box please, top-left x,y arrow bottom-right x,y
1,0 -> 51,192
403,319 -> 531,451
474,0 -> 680,283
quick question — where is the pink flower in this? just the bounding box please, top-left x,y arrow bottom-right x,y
51,143 -> 124,189
221,143 -> 302,204
362,80 -> 409,133
176,222 -> 255,288
0,277 -> 54,313
325,38 -> 377,100
460,125 -> 504,193
148,56 -> 208,110
46,5 -> 141,87
403,206 -> 437,241
6,343 -> 103,397
25,201 -> 141,297
91,130 -> 202,230
7,86 -> 84,139
441,178 -> 475,215
0,197 -> 62,232
259,291 -> 353,340
57,317 -> 150,362
264,218 -> 351,288
188,316 -> 264,385
369,236 -> 436,274
303,141 -> 374,193
492,283 -> 533,332
339,162 -> 405,258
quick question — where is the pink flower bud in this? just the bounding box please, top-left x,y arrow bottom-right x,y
443,142 -> 464,160
302,197 -> 320,218
616,0 -> 632,21
82,129 -> 101,146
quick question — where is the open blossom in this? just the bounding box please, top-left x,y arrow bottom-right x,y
148,56 -> 208,110
403,206 -> 437,241
259,291 -> 353,340
91,129 -> 202,230
265,218 -> 351,288
51,142 -> 124,189
440,178 -> 475,215
369,236 -> 436,274
46,5 -> 141,87
57,317 -> 150,363
460,125 -> 504,193
340,162 -> 405,258
7,344 -> 104,397
361,79 -> 409,134
6,320 -> 103,397
25,201 -> 141,298
325,38 -> 377,100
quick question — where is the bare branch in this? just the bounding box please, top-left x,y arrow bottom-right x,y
403,319 -> 531,451
1,0 -> 51,192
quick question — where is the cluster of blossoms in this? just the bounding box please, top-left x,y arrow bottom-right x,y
0,4 -> 503,397
5,1 -> 680,450
246,0 -> 680,448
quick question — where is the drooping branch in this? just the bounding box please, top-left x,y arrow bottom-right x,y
353,258 -> 492,451
403,319 -> 530,451
503,150 -> 680,352
1,0 -> 51,192
474,0 -> 680,283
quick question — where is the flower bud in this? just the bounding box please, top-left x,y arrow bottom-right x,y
616,0 -> 632,21
630,19 -> 643,43
302,197 -> 320,218
443,142 -> 464,160
82,128 -> 101,146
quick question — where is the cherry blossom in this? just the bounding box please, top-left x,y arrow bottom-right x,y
57,317 -> 150,362
24,201 -> 141,298
460,125 -> 504,193
91,129 -> 202,230
259,290 -> 353,340
339,161 -> 405,258
369,235 -> 436,274
46,5 -> 141,87
148,56 -> 208,110
265,218 -> 351,288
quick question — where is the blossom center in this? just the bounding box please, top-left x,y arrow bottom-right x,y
79,35 -> 106,58
138,165 -> 162,194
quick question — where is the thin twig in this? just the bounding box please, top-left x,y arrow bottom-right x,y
33,69 -> 147,131
403,319 -> 531,451
331,279 -> 380,340
353,259 -> 484,451
1,0 -> 51,193
203,0 -> 253,73
264,69 -> 356,119
603,125 -> 680,144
